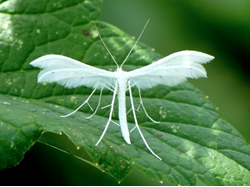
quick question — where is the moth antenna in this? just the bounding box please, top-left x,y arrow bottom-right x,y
93,22 -> 119,68
120,19 -> 150,68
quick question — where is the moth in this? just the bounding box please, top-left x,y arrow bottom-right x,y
30,21 -> 214,160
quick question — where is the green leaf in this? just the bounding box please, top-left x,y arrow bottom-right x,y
1,0 -> 250,185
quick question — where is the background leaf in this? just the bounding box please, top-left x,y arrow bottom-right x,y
1,0 -> 250,185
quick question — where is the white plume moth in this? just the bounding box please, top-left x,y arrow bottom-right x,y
30,21 -> 214,160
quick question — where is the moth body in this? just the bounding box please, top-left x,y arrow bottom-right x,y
116,68 -> 131,144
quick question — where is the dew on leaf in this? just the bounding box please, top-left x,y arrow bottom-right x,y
2,101 -> 11,105
171,125 -> 179,133
53,1 -> 63,8
159,106 -> 167,119
10,141 -> 14,148
91,30 -> 99,38
70,96 -> 77,105
5,78 -> 12,86
57,98 -> 65,105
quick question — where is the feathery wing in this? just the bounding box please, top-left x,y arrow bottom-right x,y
30,55 -> 116,89
128,50 -> 214,90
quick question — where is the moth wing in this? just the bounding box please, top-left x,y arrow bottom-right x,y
30,54 -> 116,89
128,50 -> 214,89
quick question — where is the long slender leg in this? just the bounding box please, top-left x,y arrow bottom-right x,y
111,120 -> 120,126
95,82 -> 118,146
129,88 -> 159,133
130,126 -> 137,133
60,88 -> 97,118
128,81 -> 162,160
86,103 -> 94,111
86,89 -> 103,119
138,88 -> 159,124
101,104 -> 111,109
99,82 -> 114,92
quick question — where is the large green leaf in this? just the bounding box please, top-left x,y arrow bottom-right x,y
1,0 -> 250,185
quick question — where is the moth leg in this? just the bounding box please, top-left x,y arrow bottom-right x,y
101,104 -> 111,109
128,81 -> 162,160
130,126 -> 137,133
129,88 -> 159,133
60,88 -> 97,118
95,82 -> 118,146
87,103 -> 94,112
99,83 -> 114,92
111,120 -> 120,127
99,84 -> 116,110
126,108 -> 132,114
138,88 -> 159,124
127,105 -> 141,115
86,89 -> 103,119
125,83 -> 140,116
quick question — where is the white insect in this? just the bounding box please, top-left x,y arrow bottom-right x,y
30,21 -> 214,160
